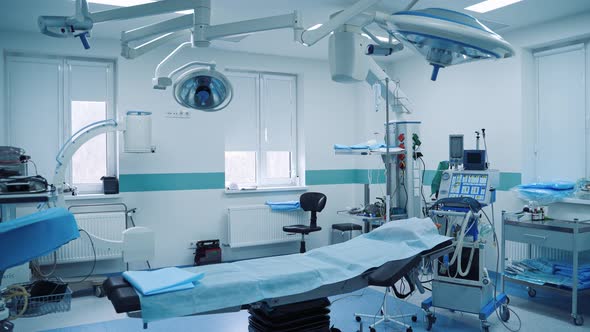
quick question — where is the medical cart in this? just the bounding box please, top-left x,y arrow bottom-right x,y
501,212 -> 590,326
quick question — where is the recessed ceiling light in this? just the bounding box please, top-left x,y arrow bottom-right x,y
465,0 -> 523,13
89,0 -> 153,6
88,0 -> 192,14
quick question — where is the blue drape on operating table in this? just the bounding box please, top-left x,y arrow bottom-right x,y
136,217 -> 450,322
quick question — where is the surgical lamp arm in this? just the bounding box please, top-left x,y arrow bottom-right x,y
299,0 -> 381,46
91,0 -> 200,23
367,58 -> 413,113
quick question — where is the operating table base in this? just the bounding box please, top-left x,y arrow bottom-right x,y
354,287 -> 416,332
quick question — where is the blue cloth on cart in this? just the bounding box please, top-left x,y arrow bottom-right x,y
333,143 -> 393,150
512,181 -> 575,204
123,268 -> 205,296
135,217 -> 451,323
265,201 -> 301,211
0,208 -> 80,271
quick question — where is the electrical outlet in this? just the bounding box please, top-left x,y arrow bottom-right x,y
166,110 -> 191,119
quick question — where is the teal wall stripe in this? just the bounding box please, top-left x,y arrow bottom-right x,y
305,169 -> 357,185
498,172 -> 522,191
120,173 -> 225,192
119,170 -> 522,192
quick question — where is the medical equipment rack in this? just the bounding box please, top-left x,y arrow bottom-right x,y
501,211 -> 590,326
422,210 -> 509,332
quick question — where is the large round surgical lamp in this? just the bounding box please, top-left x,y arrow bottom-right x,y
173,68 -> 233,111
389,8 -> 515,81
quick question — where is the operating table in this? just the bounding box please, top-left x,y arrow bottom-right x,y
102,218 -> 454,330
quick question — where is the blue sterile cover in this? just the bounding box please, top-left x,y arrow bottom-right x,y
135,218 -> 451,322
265,201 -> 301,211
0,208 -> 80,271
123,267 -> 205,296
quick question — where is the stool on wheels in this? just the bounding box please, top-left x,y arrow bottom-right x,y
330,223 -> 362,244
282,192 -> 326,253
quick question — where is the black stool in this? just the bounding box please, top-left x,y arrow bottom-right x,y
330,223 -> 362,244
283,192 -> 326,253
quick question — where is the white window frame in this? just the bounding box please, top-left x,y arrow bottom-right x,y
4,52 -> 117,195
225,70 -> 300,190
65,59 -> 117,194
529,41 -> 589,182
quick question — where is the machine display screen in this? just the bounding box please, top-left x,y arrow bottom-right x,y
448,173 -> 488,202
466,152 -> 482,164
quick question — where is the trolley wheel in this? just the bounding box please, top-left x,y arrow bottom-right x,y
94,285 -> 105,298
411,315 -> 418,322
527,287 -> 537,298
573,315 -> 584,326
500,305 -> 510,322
426,313 -> 436,331
355,315 -> 361,322
406,327 -> 413,332
370,327 -> 376,332
1,320 -> 14,332
505,296 -> 510,305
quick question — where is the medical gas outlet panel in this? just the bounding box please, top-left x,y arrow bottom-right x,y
438,170 -> 499,205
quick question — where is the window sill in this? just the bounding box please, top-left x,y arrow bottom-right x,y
64,193 -> 121,201
224,186 -> 308,195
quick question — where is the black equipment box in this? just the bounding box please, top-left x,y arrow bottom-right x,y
101,176 -> 119,195
194,240 -> 222,266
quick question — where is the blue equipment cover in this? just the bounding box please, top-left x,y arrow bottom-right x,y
0,208 -> 80,271
136,218 -> 450,322
123,267 -> 205,296
265,201 -> 301,211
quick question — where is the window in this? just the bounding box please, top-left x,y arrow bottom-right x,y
224,71 -> 298,189
67,60 -> 116,193
6,55 -> 116,194
532,43 -> 588,182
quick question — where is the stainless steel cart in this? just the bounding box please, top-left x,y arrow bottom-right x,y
501,212 -> 590,326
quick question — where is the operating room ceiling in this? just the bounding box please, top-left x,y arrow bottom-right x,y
0,0 -> 589,61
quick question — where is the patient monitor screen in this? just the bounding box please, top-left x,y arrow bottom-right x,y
449,173 -> 488,202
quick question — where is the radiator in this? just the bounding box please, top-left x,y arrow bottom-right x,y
505,242 -> 572,262
37,211 -> 126,265
227,205 -> 307,248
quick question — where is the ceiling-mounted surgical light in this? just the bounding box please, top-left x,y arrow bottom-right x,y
389,8 -> 515,81
151,43 -> 233,112
173,68 -> 233,112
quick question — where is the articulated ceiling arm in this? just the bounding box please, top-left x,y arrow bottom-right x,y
298,0 -> 381,46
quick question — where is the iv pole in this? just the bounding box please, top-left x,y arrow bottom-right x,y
385,78 -> 391,224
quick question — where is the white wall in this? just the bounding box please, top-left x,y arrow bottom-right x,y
0,31 -> 362,272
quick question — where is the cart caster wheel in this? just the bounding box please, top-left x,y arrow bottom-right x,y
411,315 -> 418,322
505,296 -> 510,305
370,327 -> 376,332
406,328 -> 413,332
500,305 -> 510,322
355,316 -> 361,322
94,285 -> 105,298
527,287 -> 536,298
426,313 -> 436,331
1,320 -> 14,332
573,315 -> 584,326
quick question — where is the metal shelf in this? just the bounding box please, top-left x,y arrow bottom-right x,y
334,148 -> 405,156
